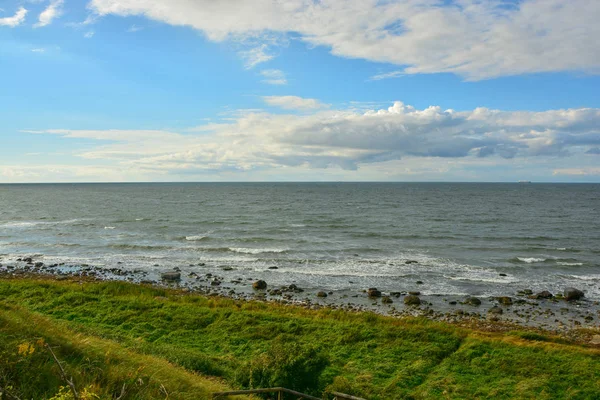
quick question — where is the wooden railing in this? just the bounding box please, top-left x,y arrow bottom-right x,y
212,387 -> 366,400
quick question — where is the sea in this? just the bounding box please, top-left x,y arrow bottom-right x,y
0,183 -> 599,300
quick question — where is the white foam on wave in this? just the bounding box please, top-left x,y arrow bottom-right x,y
556,247 -> 567,251
558,262 -> 583,266
567,274 -> 600,281
1,218 -> 92,228
517,257 -> 546,263
185,235 -> 208,241
229,247 -> 288,254
104,226 -> 116,230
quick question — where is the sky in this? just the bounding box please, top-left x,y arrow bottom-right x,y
1,0 -> 599,183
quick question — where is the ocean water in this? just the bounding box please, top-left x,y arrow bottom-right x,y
0,183 -> 599,299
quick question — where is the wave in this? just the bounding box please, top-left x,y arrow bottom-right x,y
513,257 -> 547,263
229,247 -> 288,254
557,262 -> 584,266
185,235 -> 209,241
104,226 -> 116,230
0,219 -> 92,228
566,274 -> 600,281
108,244 -> 173,251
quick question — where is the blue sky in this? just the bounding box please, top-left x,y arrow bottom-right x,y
1,0 -> 599,182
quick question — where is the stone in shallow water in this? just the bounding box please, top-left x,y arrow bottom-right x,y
317,291 -> 327,298
496,296 -> 513,305
367,288 -> 382,298
404,295 -> 421,306
161,271 -> 181,281
252,280 -> 267,290
464,297 -> 481,306
564,288 -> 584,301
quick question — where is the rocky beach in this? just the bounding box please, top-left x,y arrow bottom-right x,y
3,254 -> 598,342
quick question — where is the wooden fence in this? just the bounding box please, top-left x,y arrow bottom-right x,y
211,387 -> 366,400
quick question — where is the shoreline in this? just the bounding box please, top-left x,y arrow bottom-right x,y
2,255 -> 599,343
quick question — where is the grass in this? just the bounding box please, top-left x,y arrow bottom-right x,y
1,277 -> 599,399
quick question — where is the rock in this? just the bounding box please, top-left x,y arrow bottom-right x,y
564,288 -> 584,301
268,266 -> 279,269
416,281 -> 424,285
408,291 -> 420,296
499,273 -> 507,277
317,291 -> 328,298
382,296 -> 393,304
23,257 -> 33,263
496,296 -> 513,306
253,280 -> 267,290
210,280 -> 221,286
488,306 -> 503,315
221,266 -> 234,271
161,271 -> 181,281
34,262 -> 44,268
533,290 -> 554,299
390,291 -> 402,297
590,335 -> 600,345
465,297 -> 481,306
405,260 -> 418,264
404,295 -> 421,306
367,288 -> 382,298
449,301 -> 457,305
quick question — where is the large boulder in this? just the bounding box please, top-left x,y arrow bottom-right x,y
496,296 -> 513,306
533,290 -> 553,299
316,291 -> 328,298
464,297 -> 481,306
404,295 -> 421,306
252,280 -> 267,290
564,288 -> 584,301
367,288 -> 382,298
161,271 -> 181,282
488,306 -> 503,315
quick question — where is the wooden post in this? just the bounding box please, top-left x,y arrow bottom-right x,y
277,388 -> 283,400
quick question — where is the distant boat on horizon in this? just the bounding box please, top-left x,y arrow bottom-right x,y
518,180 -> 532,183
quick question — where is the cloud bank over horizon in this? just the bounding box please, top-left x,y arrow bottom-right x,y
6,100 -> 599,182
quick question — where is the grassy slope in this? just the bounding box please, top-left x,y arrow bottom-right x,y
1,277 -> 599,399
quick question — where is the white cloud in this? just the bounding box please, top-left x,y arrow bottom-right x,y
31,48 -> 46,53
87,0 -> 600,80
84,30 -> 95,38
127,24 -> 142,32
35,0 -> 63,28
263,95 -> 329,110
553,168 -> 600,176
260,69 -> 287,85
22,101 -> 600,180
0,7 -> 27,27
238,44 -> 274,69
370,71 -> 404,81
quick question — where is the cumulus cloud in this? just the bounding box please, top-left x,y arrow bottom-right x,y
0,7 -> 27,27
35,0 -> 63,28
87,0 -> 600,80
263,96 -> 329,110
260,69 -> 287,85
24,101 -> 600,177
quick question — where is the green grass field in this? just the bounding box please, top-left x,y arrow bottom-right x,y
1,277 -> 599,399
